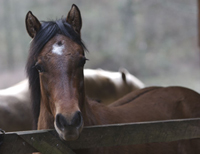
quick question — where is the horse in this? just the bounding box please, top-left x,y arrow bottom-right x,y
84,68 -> 144,104
0,80 -> 32,131
25,4 -> 200,154
0,69 -> 143,132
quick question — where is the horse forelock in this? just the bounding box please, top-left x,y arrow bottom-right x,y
26,18 -> 87,129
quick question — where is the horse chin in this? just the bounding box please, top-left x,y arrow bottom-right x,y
54,122 -> 84,141
62,133 -> 79,141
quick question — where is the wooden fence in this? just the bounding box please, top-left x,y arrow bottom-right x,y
1,118 -> 200,154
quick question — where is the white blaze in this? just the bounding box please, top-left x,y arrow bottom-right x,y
52,44 -> 64,55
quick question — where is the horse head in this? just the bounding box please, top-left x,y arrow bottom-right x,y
26,4 -> 86,141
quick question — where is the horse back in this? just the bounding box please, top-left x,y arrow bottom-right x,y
109,86 -> 161,107
111,86 -> 200,122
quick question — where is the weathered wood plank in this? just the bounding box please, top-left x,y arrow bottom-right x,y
19,130 -> 76,154
1,118 -> 200,154
0,133 -> 36,154
0,130 -> 75,154
66,118 -> 200,149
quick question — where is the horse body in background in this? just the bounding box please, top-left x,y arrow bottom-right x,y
84,68 -> 144,104
0,80 -> 32,131
25,4 -> 200,154
0,69 -> 143,131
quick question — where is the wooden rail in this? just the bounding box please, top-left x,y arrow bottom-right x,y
1,118 -> 200,154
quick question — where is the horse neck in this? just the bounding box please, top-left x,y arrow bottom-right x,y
81,97 -> 103,126
37,100 -> 54,130
81,96 -> 116,127
37,89 -> 55,130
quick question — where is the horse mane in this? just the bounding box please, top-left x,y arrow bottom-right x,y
26,18 -> 87,129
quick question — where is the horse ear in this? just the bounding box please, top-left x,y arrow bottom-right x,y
25,11 -> 41,38
66,4 -> 82,35
119,68 -> 128,83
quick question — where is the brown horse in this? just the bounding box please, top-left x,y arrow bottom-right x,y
26,4 -> 200,154
0,69 -> 143,132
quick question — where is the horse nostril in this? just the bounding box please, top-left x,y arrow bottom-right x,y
56,114 -> 68,130
71,111 -> 83,127
56,112 -> 83,130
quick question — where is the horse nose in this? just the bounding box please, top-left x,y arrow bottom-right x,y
56,111 -> 83,130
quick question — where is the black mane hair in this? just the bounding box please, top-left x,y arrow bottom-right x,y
26,18 -> 87,129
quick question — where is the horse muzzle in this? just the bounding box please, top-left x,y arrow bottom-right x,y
54,111 -> 84,141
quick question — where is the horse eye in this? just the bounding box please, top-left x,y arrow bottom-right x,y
35,64 -> 44,73
79,57 -> 88,67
